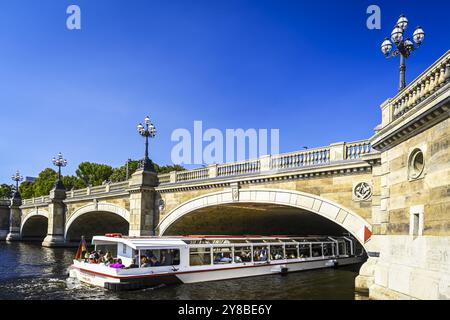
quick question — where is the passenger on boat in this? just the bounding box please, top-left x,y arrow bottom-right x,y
141,256 -> 151,268
161,250 -> 174,266
109,259 -> 125,269
88,251 -> 98,263
149,256 -> 160,267
97,250 -> 105,263
124,258 -> 139,269
104,251 -> 113,261
105,257 -> 114,266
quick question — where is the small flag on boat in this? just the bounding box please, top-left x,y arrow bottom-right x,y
75,236 -> 87,260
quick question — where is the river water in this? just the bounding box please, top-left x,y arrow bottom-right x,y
0,242 -> 367,300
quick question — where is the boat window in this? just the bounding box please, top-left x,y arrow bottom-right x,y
354,241 -> 364,255
323,243 -> 334,257
253,246 -> 269,262
299,244 -> 311,258
234,246 -> 252,263
312,244 -> 323,257
270,245 -> 284,260
140,249 -> 180,267
95,244 -> 117,258
338,241 -> 346,255
213,247 -> 233,264
285,245 -> 298,259
189,247 -> 211,266
345,241 -> 353,255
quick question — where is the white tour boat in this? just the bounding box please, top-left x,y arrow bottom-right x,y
69,234 -> 366,291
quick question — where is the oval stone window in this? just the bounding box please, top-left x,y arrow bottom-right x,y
409,149 -> 425,179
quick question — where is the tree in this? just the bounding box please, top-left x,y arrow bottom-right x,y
154,164 -> 185,174
110,160 -> 141,182
109,160 -> 186,182
0,184 -> 14,199
33,168 -> 58,197
75,162 -> 113,187
19,181 -> 35,199
62,175 -> 85,191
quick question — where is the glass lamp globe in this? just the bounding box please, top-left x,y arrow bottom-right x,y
381,38 -> 393,56
397,15 -> 408,31
413,26 -> 425,44
391,26 -> 404,44
404,38 -> 414,51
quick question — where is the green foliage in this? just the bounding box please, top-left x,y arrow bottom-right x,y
2,160 -> 186,198
154,163 -> 186,174
19,181 -> 35,199
110,160 -> 141,182
62,175 -> 85,191
75,162 -> 113,187
33,168 -> 58,197
0,184 -> 14,199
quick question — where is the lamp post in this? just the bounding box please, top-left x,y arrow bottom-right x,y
11,170 -> 23,199
381,14 -> 425,91
137,116 -> 157,172
52,152 -> 68,189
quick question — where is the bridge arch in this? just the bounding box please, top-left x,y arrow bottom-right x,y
64,203 -> 130,241
20,209 -> 49,240
158,189 -> 372,246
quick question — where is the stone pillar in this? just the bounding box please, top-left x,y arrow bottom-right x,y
42,188 -> 66,247
6,194 -> 22,241
259,155 -> 272,172
0,201 -> 10,240
329,142 -> 346,161
208,164 -> 218,178
169,171 -> 177,183
128,169 -> 159,237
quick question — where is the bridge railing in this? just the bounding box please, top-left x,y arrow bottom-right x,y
217,159 -> 261,177
381,50 -> 450,127
20,139 -> 375,203
270,146 -> 330,170
159,139 -> 375,185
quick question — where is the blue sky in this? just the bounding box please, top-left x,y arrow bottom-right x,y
1,0 -> 449,183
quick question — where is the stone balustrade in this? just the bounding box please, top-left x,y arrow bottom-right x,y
176,167 -> 209,182
345,140 -> 372,160
271,147 -> 330,170
20,139 -> 373,202
0,199 -> 10,206
382,50 -> 450,126
217,159 -> 261,177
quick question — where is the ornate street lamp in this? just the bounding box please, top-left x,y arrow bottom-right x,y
11,170 -> 23,199
52,152 -> 68,189
137,116 -> 157,172
381,14 -> 425,91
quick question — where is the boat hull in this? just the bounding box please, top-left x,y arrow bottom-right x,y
69,256 -> 364,291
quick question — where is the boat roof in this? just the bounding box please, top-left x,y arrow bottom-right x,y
92,235 -> 343,249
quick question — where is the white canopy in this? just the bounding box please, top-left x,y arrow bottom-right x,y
92,236 -> 187,250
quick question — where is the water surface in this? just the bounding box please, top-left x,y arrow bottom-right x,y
0,242 -> 366,300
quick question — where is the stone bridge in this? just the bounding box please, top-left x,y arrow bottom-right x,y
1,50 -> 450,300
1,139 -> 377,246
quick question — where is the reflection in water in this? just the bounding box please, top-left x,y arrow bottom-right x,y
0,242 -> 367,300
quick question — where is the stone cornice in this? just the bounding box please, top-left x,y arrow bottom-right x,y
372,84 -> 450,152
